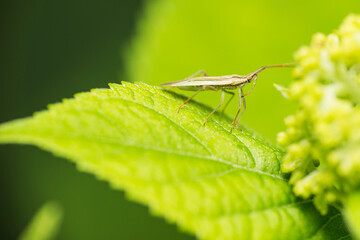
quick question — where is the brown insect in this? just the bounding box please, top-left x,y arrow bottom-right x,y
161,63 -> 296,132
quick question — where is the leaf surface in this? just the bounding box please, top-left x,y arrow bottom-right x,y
0,82 -> 347,240
344,190 -> 360,240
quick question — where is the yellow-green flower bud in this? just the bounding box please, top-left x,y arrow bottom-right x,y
278,14 -> 360,214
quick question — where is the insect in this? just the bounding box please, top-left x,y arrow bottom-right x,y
161,63 -> 296,132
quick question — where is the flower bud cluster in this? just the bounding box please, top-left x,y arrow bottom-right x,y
278,14 -> 360,214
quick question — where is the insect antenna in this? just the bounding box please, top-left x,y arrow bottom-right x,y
247,63 -> 296,79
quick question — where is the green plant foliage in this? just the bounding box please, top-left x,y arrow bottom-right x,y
344,190 -> 360,239
277,15 -> 360,217
0,82 -> 349,239
19,201 -> 63,240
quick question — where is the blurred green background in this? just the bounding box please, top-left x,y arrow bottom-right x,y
1,0 -> 359,239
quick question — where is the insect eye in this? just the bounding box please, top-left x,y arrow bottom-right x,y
249,74 -> 258,82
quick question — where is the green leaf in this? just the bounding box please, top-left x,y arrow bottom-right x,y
0,82 -> 348,239
19,201 -> 63,240
344,190 -> 360,239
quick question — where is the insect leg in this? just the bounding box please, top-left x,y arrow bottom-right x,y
230,87 -> 243,132
177,88 -> 202,113
243,75 -> 257,97
221,90 -> 235,114
235,88 -> 247,128
186,70 -> 208,79
203,90 -> 225,125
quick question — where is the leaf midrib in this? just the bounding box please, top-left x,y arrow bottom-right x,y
30,127 -> 286,181
114,93 -> 284,178
93,92 -> 277,172
0,96 -> 285,181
